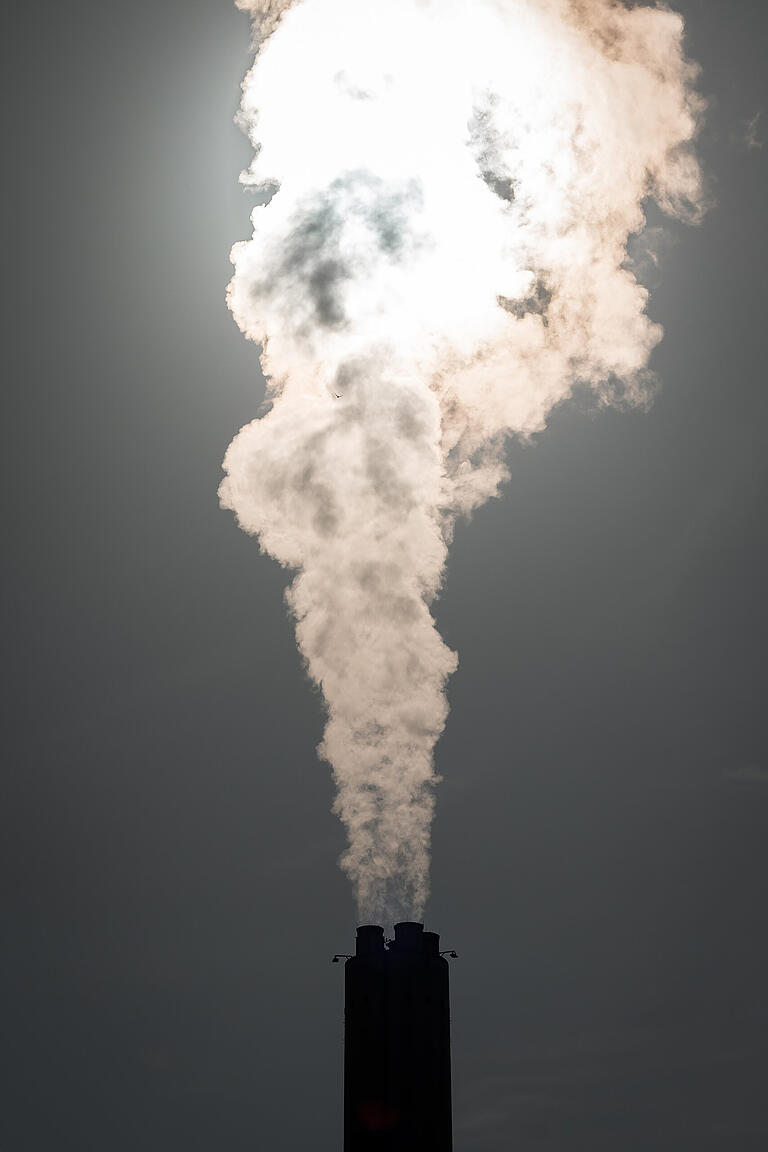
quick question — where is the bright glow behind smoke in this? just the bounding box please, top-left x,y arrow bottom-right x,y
222,0 -> 704,923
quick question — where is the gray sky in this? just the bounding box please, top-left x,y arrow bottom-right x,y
4,1 -> 767,1148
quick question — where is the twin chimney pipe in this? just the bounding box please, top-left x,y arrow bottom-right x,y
341,922 -> 453,1151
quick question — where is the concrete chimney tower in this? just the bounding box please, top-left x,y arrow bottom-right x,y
341,922 -> 453,1151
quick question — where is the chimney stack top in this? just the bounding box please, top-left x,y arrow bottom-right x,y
355,924 -> 385,956
394,921 -> 424,950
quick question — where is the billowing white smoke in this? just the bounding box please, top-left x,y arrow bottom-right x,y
222,0 -> 704,924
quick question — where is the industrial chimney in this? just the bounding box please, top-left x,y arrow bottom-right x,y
340,922 -> 453,1151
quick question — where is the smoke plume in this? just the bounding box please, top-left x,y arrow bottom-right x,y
222,0 -> 705,924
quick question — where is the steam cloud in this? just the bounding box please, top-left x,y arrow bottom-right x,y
222,0 -> 705,924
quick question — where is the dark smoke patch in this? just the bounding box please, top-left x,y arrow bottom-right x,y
333,359 -> 361,397
307,258 -> 349,328
469,98 -> 518,205
275,201 -> 350,330
498,277 -> 553,323
269,173 -> 423,334
480,169 -> 516,204
364,434 -> 417,513
293,454 -> 340,537
348,171 -> 422,257
368,198 -> 410,255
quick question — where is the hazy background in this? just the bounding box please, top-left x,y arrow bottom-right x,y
4,1 -> 766,1148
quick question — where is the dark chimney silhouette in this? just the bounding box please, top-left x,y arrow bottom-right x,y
342,922 -> 452,1151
